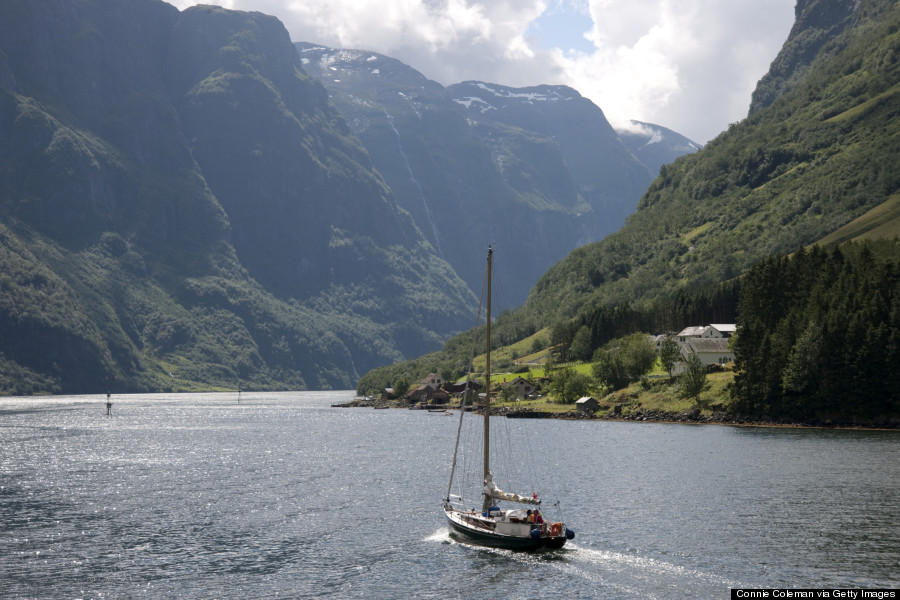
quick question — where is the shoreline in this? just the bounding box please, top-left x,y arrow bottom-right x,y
356,400 -> 898,430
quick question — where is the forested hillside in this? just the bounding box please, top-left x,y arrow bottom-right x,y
358,0 -> 900,426
519,0 -> 899,330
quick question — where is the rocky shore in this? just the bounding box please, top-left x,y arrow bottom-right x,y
494,406 -> 898,429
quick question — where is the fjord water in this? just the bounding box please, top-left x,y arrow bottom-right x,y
1,392 -> 897,599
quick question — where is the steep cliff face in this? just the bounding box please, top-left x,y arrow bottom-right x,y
169,9 -> 407,298
0,0 -> 474,393
749,0 -> 860,114
294,44 -> 585,304
0,0 -> 227,260
297,45 -> 692,305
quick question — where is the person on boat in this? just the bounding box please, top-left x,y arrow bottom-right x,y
534,510 -> 544,525
526,510 -> 534,523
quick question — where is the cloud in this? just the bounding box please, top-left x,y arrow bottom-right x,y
559,0 -> 796,142
167,0 -> 795,143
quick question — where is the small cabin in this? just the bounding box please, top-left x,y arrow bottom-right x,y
406,385 -> 432,403
575,396 -> 599,414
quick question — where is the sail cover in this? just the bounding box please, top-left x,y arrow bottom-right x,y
483,471 -> 541,505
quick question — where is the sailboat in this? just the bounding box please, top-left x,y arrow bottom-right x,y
442,247 -> 575,550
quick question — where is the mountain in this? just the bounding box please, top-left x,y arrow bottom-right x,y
447,81 -> 658,237
293,43 -> 577,303
749,0 -> 862,114
616,121 -> 702,177
0,0 -> 706,395
295,45 -> 695,304
0,0 -> 475,393
357,0 -> 900,393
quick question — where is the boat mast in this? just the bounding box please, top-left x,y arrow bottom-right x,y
482,246 -> 492,512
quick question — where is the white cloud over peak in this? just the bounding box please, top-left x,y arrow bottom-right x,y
167,0 -> 795,143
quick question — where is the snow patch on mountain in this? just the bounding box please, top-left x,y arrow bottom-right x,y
471,82 -> 575,103
453,96 -> 496,113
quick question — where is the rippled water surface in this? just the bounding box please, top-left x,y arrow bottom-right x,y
1,392 -> 898,599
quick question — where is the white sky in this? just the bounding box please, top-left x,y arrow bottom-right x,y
168,0 -> 796,144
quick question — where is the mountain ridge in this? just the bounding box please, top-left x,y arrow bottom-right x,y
296,43 -> 698,303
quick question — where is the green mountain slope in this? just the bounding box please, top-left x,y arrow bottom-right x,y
0,0 -> 475,393
521,0 -> 900,329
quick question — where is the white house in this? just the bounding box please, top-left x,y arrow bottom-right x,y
675,324 -> 735,342
651,334 -> 668,352
671,324 -> 736,374
710,324 -> 737,337
679,338 -> 733,366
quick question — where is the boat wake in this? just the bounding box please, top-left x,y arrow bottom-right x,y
424,528 -> 453,544
428,524 -> 744,597
552,546 -> 744,598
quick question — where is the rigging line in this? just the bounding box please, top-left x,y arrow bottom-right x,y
486,249 -> 532,496
496,412 -> 533,499
446,253 -> 489,501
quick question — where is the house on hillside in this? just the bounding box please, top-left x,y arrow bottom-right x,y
670,333 -> 734,374
680,338 -> 733,366
652,334 -> 670,352
675,324 -> 734,342
670,324 -> 736,374
420,373 -> 444,389
507,376 -> 535,399
403,373 -> 447,403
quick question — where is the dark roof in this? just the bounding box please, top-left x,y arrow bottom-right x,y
688,338 -> 731,353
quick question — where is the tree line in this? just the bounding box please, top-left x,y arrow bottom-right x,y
360,239 -> 900,428
732,240 -> 900,425
550,280 -> 740,362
